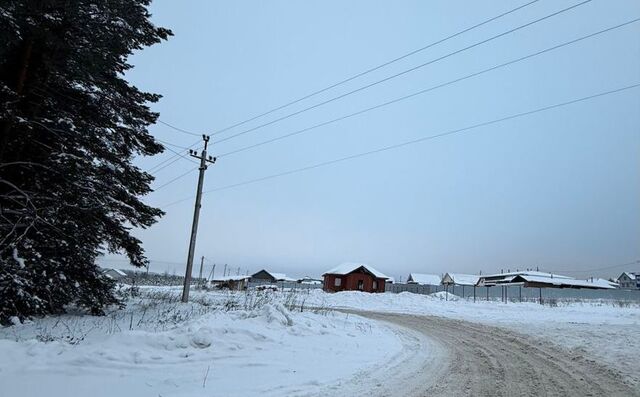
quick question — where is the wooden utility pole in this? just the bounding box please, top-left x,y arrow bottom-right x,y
181,135 -> 216,303
198,256 -> 205,284
207,263 -> 216,281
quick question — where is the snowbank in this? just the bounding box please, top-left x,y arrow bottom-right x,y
0,291 -> 403,397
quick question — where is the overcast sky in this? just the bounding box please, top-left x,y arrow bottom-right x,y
101,0 -> 640,281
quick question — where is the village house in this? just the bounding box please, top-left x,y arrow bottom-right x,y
323,263 -> 388,293
102,268 -> 127,281
441,273 -> 479,287
617,272 -> 639,290
406,273 -> 441,286
250,269 -> 296,284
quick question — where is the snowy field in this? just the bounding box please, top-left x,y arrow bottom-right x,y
0,287 -> 410,397
2,287 -> 639,396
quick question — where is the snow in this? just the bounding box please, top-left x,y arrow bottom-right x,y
514,274 -> 616,289
442,273 -> 479,286
3,286 -> 640,394
480,270 -> 573,280
323,263 -> 389,279
302,290 -> 640,387
268,272 -> 296,282
12,247 -> 26,269
0,288 -> 404,397
407,273 -> 441,285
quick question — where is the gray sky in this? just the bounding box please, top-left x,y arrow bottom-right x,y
101,0 -> 640,282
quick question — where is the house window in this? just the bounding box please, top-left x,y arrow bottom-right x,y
334,277 -> 342,287
357,280 -> 364,290
372,280 -> 378,290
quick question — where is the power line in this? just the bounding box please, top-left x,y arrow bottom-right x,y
214,0 -> 592,145
209,0 -> 540,137
157,119 -> 202,137
149,152 -> 189,174
153,166 -> 200,191
147,138 -> 202,173
542,259 -> 640,274
161,144 -> 200,164
161,82 -> 639,208
156,138 -> 192,150
215,18 -> 640,159
98,258 -> 186,265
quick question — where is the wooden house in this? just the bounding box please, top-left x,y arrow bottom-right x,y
322,263 -> 388,293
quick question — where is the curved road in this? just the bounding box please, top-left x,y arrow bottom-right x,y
348,311 -> 638,397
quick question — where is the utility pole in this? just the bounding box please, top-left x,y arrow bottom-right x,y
223,263 -> 227,278
207,263 -> 216,281
198,256 -> 205,285
181,135 -> 216,303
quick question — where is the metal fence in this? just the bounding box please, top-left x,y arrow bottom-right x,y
247,280 -> 323,291
386,283 -> 640,303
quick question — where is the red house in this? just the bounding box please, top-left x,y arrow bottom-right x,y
323,263 -> 389,293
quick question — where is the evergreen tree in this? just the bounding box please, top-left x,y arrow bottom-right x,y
0,0 -> 172,324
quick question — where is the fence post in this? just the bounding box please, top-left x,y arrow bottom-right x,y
539,287 -> 543,305
473,286 -> 476,303
519,286 -> 522,303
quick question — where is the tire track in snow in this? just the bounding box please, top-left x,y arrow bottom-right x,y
347,311 -> 639,397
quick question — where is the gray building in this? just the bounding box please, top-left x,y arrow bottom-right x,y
617,272 -> 639,290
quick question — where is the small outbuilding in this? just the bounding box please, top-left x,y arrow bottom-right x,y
322,263 -> 388,293
211,275 -> 250,290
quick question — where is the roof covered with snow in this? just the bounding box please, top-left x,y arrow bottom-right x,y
442,273 -> 479,286
480,270 -> 572,280
252,270 -> 297,282
619,272 -> 638,280
268,273 -> 297,282
407,273 -> 441,285
323,263 -> 389,279
511,274 -> 615,289
477,271 -> 575,287
103,268 -> 127,277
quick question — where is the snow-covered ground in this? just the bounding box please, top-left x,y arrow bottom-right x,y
2,287 -> 639,396
302,289 -> 640,387
0,287 -> 408,397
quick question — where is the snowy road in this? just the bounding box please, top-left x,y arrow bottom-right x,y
349,311 -> 639,397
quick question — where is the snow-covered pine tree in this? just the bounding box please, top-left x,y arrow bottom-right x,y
0,0 -> 172,324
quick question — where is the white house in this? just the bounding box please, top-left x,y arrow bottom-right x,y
617,272 -> 639,290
